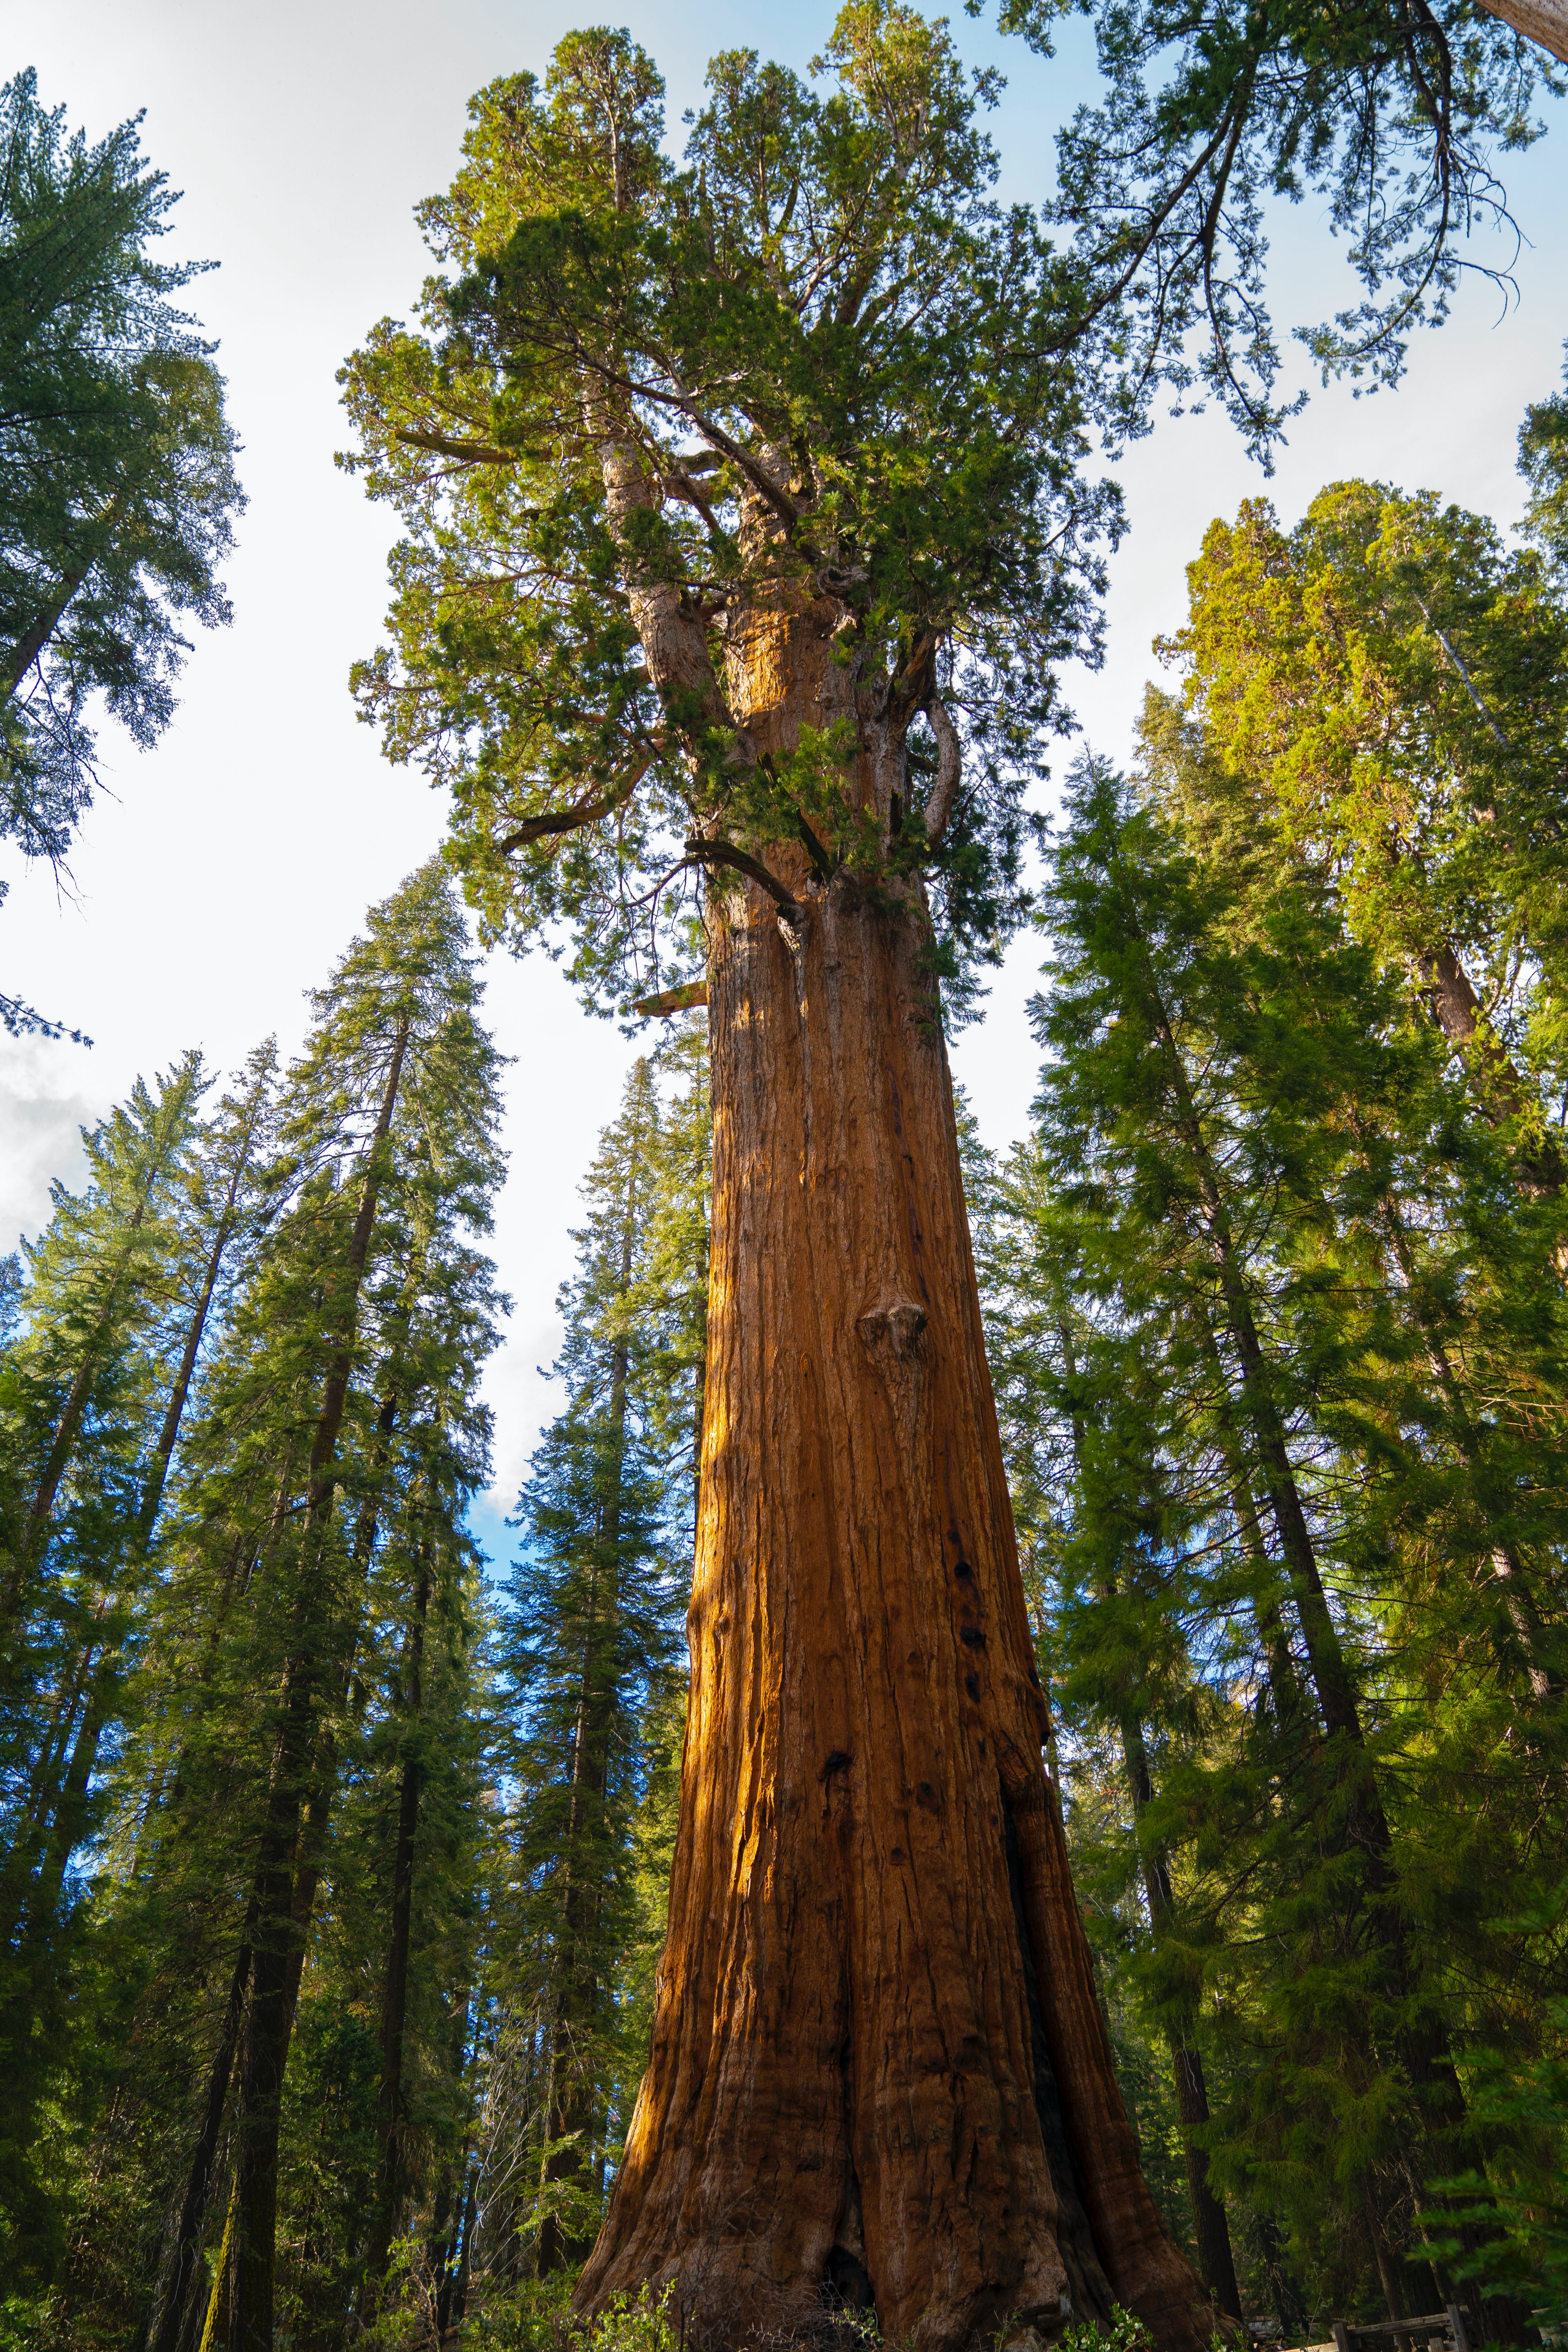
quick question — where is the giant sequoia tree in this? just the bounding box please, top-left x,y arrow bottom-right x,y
341,12 -> 1215,2347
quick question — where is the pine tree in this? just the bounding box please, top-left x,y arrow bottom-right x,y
486,1059 -> 690,2290
0,1053 -> 213,2259
0,69 -> 243,1037
67,861 -> 510,2352
1151,482 -> 1568,1268
999,753 -> 1566,2329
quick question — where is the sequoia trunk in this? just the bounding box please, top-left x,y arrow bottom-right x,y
577,873 -> 1211,2350
1477,0 -> 1568,62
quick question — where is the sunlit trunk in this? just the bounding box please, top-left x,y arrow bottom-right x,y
580,836 -> 1210,2350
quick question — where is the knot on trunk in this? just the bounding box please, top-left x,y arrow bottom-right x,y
854,1299 -> 927,1360
855,1298 -> 929,1470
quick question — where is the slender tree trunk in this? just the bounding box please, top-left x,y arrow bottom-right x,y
1142,991 -> 1385,1816
276,1387 -> 405,2056
362,1549 -> 430,2287
197,2178 -> 239,2352
5,1199 -> 149,1611
4,1055 -> 202,1622
449,2156 -> 480,2331
226,1019 -> 409,2352
577,871 -> 1212,2351
1181,1307 -> 1301,1728
6,1159 -> 255,1978
1055,1309 -> 1242,2321
137,1117 -> 258,1548
539,1119 -> 644,2277
1118,1719 -> 1242,2322
15,1659 -> 116,1941
141,1902 -> 258,2352
0,1626 -> 103,1945
1138,993 -> 1488,2269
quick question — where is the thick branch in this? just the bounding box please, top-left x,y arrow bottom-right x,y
591,401 -> 739,737
924,697 -> 962,848
3,568 -> 91,701
631,980 -> 709,1017
1421,940 -> 1566,1213
1408,591 -> 1511,749
495,754 -> 653,856
684,837 -> 800,916
393,426 -> 518,465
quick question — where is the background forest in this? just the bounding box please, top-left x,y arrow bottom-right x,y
4,7 -> 1568,2352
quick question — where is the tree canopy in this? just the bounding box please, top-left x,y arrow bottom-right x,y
339,7 -> 1153,1018
999,0 -> 1564,452
0,67 -> 243,1037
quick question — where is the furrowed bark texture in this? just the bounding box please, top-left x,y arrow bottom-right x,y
1479,0 -> 1568,60
577,878 -> 1210,2350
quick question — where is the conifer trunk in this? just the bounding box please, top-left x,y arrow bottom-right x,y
539,1122 -> 642,2277
6,1194 -> 150,1608
1157,1051 -> 1495,2281
1058,1311 -> 1241,2323
227,1018 -> 410,2352
363,1549 -> 430,2286
1119,1720 -> 1241,2322
1477,0 -> 1568,61
9,1165 -> 257,1979
142,1905 -> 257,2352
577,873 -> 1212,2351
137,1118 -> 258,1548
278,1390 -> 407,2064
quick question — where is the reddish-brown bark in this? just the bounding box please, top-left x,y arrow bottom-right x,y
577,856 -> 1212,2350
541,422 -> 1220,2337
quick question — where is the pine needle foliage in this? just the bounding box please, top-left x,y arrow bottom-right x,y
971,571 -> 1568,2327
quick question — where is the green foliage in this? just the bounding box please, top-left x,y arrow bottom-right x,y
339,6 -> 1126,1015
971,485 -> 1568,2321
1000,0 -> 1563,452
0,864 -> 512,2345
0,69 -> 243,1034
1055,2307 -> 1156,2352
1521,342 -> 1568,591
1151,478 -> 1568,1152
478,1048 -> 705,2288
1432,2004 -> 1568,2319
463,2280 -> 679,2352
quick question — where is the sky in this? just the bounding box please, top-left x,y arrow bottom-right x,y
4,0 -> 1566,1563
